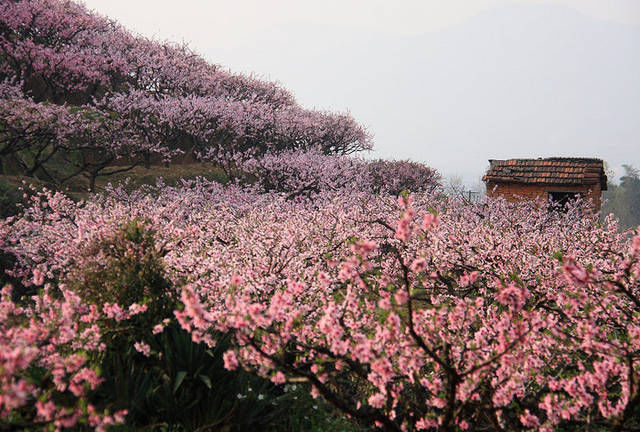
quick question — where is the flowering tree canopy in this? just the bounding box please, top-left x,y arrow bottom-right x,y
0,0 -> 372,188
237,149 -> 441,199
1,180 -> 639,430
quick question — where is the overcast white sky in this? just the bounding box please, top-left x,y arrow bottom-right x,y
82,0 -> 640,187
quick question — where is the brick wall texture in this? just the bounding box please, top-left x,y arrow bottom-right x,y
485,182 -> 602,210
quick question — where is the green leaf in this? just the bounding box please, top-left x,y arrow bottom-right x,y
174,371 -> 187,393
510,272 -> 523,286
199,374 -> 212,389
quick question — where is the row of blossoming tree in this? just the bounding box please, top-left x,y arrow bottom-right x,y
0,0 -> 372,189
1,173 -> 639,430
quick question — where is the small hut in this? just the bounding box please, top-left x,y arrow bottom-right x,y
482,158 -> 607,210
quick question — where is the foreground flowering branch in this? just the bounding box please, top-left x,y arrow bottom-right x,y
176,194 -> 639,431
0,282 -> 130,430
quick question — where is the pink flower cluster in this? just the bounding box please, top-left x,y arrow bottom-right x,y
0,282 -> 128,429
3,181 -> 639,430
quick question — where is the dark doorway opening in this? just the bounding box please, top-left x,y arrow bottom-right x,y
549,191 -> 582,211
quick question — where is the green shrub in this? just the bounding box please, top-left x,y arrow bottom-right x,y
67,219 -> 172,310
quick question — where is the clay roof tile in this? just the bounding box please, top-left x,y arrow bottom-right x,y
482,157 -> 607,190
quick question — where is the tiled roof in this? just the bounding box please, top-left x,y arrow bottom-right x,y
482,158 -> 607,190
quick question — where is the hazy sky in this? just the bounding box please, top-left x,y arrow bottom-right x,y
82,0 -> 640,186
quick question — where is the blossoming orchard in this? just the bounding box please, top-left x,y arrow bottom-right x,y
1,1 -> 640,431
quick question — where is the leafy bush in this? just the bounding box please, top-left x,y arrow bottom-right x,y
66,219 -> 173,314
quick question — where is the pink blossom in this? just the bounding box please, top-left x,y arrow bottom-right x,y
519,409 -> 540,427
410,258 -> 427,272
394,289 -> 409,305
422,213 -> 440,229
134,342 -> 151,357
368,392 -> 386,409
563,256 -> 589,283
496,283 -> 528,311
271,371 -> 286,385
128,303 -> 148,315
32,269 -> 45,286
223,350 -> 239,370
35,400 -> 57,421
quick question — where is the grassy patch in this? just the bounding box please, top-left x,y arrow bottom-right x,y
95,163 -> 228,191
0,162 -> 228,205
